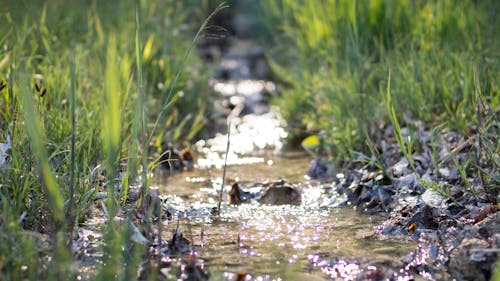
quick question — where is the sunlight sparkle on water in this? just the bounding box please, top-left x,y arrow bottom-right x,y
161,157 -> 416,280
195,110 -> 286,169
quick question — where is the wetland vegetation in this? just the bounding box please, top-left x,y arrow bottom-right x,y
0,0 -> 498,280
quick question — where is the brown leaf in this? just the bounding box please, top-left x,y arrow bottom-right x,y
474,205 -> 499,223
408,223 -> 417,234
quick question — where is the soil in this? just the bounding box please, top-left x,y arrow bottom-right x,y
329,128 -> 500,280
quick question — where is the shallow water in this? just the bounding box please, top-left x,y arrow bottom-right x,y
151,38 -> 418,279
156,154 -> 415,280
145,61 -> 422,280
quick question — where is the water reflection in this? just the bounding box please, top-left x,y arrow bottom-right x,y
158,160 -> 415,279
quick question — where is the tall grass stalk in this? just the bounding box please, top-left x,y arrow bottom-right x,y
135,1 -> 149,214
68,56 -> 76,243
473,66 -> 486,188
97,35 -> 125,280
385,71 -> 416,173
17,69 -> 74,279
101,35 -> 121,220
18,71 -> 64,224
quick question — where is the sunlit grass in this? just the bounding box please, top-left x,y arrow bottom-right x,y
0,0 -> 215,279
385,71 -> 416,173
18,71 -> 64,222
260,0 -> 499,166
0,0 -> 497,279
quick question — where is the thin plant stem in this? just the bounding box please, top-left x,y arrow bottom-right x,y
135,1 -> 149,215
68,56 -> 76,246
217,121 -> 231,216
187,217 -> 194,252
473,65 -> 486,189
156,197 -> 162,276
385,71 -> 417,173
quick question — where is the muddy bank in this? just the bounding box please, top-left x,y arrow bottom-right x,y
322,123 -> 499,280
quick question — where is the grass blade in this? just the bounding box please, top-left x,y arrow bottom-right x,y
68,56 -> 76,243
102,35 -> 121,219
18,71 -> 64,223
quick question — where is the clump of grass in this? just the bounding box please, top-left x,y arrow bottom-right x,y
452,155 -> 475,196
419,179 -> 450,198
259,0 -> 499,166
0,0 -> 219,279
385,71 -> 417,174
18,71 -> 65,225
259,0 -> 499,203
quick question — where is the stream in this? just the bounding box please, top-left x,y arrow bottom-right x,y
150,11 -> 417,276
157,155 -> 416,279
72,2 -> 498,280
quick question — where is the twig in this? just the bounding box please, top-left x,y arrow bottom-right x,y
473,65 -> 486,188
438,137 -> 475,164
217,120 -> 231,216
200,225 -> 205,248
470,248 -> 500,253
186,217 -> 194,252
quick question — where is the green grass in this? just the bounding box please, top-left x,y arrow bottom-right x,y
385,71 -> 416,173
0,0 -> 498,279
259,0 -> 499,170
0,0 -> 218,279
260,0 -> 498,150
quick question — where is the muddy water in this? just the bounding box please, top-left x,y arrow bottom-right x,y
150,49 -> 416,280
159,158 -> 415,280
155,150 -> 415,279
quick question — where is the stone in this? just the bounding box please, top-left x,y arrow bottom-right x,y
257,184 -> 301,205
449,238 -> 495,281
